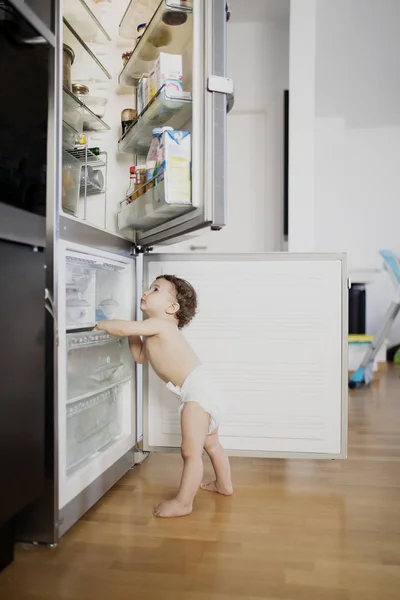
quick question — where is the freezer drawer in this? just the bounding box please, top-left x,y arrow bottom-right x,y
67,331 -> 133,402
67,386 -> 122,474
66,252 -> 130,330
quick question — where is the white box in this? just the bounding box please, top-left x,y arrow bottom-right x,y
150,53 -> 183,98
156,129 -> 191,204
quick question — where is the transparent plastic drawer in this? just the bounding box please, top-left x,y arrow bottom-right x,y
95,267 -> 129,322
67,331 -> 133,401
66,386 -> 122,474
66,253 -> 130,330
66,257 -> 96,329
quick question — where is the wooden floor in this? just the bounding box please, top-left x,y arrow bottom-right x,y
1,368 -> 400,600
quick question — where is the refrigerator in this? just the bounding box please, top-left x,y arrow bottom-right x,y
15,0 -> 348,545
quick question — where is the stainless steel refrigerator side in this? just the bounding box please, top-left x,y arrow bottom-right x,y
6,0 -> 55,45
14,0 -> 62,545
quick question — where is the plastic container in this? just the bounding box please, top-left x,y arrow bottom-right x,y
81,96 -> 108,119
62,150 -> 81,216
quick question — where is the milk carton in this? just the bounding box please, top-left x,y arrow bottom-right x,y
155,129 -> 191,205
149,53 -> 183,99
137,75 -> 149,114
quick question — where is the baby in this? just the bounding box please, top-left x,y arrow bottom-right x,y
94,274 -> 232,518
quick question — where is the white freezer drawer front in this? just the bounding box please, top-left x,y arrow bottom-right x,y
143,254 -> 348,458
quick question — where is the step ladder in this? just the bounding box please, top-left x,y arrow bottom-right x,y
349,250 -> 400,389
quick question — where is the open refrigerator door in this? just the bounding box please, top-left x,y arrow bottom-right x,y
61,0 -> 232,247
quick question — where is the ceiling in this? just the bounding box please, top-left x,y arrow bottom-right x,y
229,0 -> 290,23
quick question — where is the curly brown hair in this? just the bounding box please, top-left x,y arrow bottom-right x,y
156,274 -> 197,329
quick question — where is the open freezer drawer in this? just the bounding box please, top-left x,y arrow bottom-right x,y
142,253 -> 348,459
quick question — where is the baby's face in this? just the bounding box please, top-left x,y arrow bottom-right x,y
140,278 -> 177,317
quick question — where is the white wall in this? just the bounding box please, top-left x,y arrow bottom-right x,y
230,20 -> 289,253
161,18 -> 289,253
289,0 -> 400,343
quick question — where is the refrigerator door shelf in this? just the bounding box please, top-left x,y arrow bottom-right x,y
118,182 -> 193,233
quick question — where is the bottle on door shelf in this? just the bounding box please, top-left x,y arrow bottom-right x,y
135,164 -> 146,197
125,166 -> 136,203
145,127 -> 162,192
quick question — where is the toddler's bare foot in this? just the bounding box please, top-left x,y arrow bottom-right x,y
153,499 -> 193,518
201,480 -> 233,496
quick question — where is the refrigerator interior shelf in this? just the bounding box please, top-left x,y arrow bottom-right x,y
67,330 -> 114,349
64,18 -> 112,83
66,251 -> 126,272
119,0 -> 193,87
118,178 -> 193,232
67,147 -> 107,168
67,386 -> 121,418
118,85 -> 192,155
63,0 -> 111,43
63,87 -> 110,132
67,376 -> 132,405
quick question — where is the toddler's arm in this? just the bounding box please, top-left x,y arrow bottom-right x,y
128,335 -> 147,364
94,318 -> 164,338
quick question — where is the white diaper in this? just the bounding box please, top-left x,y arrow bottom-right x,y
166,365 -> 226,435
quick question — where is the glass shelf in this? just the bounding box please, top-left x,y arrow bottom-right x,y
63,0 -> 111,43
119,0 -> 192,87
119,0 -> 160,39
63,87 -> 110,132
118,86 -> 191,155
63,18 -> 112,84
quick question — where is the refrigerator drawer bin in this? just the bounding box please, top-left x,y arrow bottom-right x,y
63,120 -> 80,150
66,386 -> 122,474
118,181 -> 193,232
67,331 -> 133,401
62,150 -> 82,217
66,257 -> 96,328
95,269 -> 127,322
63,97 -> 84,135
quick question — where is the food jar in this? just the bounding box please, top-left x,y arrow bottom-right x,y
121,108 -> 137,135
63,44 -> 75,91
72,83 -> 89,96
136,22 -> 146,44
122,50 -> 133,67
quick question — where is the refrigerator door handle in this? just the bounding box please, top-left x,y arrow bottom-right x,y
207,75 -> 235,114
204,0 -> 230,231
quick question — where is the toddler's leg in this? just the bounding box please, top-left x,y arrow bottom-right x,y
154,401 -> 209,518
201,429 -> 233,495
